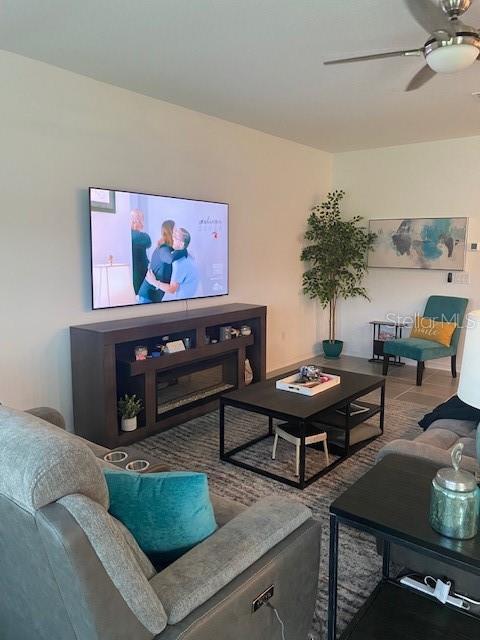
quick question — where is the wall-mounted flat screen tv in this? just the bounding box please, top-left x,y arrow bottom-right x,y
90,188 -> 229,310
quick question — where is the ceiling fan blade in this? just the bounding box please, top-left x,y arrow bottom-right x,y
405,64 -> 437,91
324,49 -> 422,65
404,0 -> 456,36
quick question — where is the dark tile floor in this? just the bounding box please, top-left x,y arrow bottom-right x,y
270,354 -> 457,409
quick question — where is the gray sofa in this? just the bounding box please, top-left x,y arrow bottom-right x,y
377,417 -> 479,607
378,418 -> 478,474
0,405 -> 321,640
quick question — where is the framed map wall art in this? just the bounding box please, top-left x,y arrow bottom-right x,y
368,217 -> 468,271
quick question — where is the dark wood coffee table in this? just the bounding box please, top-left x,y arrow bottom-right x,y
328,454 -> 480,639
219,367 -> 385,489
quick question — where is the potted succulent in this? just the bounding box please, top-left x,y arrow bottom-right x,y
301,190 -> 376,358
118,394 -> 143,432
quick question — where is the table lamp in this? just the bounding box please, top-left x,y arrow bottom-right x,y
457,309 -> 480,479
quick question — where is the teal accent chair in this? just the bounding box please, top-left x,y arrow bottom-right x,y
383,295 -> 469,386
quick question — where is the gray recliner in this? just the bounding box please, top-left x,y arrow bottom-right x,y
0,405 -> 321,640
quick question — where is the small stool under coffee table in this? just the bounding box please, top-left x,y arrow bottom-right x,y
220,366 -> 385,489
272,423 -> 330,477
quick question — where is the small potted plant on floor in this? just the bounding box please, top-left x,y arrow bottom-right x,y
301,190 -> 376,358
118,394 -> 143,431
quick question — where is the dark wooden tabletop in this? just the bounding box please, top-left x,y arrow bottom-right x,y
71,302 -> 265,333
331,454 -> 480,575
369,320 -> 408,327
222,367 -> 384,421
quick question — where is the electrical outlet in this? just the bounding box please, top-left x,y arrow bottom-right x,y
453,272 -> 470,285
252,585 -> 274,612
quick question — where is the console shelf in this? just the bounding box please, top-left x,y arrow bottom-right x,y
70,303 -> 266,448
118,334 -> 254,376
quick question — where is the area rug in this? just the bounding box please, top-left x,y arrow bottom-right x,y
135,397 -> 429,639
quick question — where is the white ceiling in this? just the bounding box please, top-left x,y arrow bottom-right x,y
1,0 -> 480,152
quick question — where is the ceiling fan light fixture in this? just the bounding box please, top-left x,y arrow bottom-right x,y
426,42 -> 479,72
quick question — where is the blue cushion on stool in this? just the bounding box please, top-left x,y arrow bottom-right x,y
104,469 -> 217,566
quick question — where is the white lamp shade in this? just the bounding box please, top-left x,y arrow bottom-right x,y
426,43 -> 479,73
457,310 -> 480,409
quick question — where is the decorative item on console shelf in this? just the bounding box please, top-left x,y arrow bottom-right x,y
117,394 -> 143,432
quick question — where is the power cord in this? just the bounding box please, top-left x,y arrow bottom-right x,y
267,602 -> 286,640
399,572 -> 480,610
424,575 -> 480,607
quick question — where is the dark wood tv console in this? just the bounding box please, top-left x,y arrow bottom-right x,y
70,303 -> 266,448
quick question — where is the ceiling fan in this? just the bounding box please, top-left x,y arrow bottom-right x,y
324,0 -> 480,90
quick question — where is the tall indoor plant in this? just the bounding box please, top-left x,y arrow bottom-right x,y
301,190 -> 376,358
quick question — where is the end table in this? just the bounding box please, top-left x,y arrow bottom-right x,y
368,320 -> 407,366
328,454 -> 480,639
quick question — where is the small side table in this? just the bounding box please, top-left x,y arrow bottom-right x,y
328,455 -> 480,640
368,320 -> 407,366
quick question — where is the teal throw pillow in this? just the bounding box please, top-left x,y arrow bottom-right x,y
104,469 -> 217,566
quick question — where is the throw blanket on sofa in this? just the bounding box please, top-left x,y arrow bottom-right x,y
419,395 -> 480,430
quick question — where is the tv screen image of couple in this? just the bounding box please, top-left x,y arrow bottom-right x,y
90,188 -> 229,310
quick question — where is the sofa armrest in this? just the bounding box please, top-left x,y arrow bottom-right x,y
157,518 -> 321,640
377,439 -> 478,473
150,496 -> 312,624
76,436 -> 111,460
24,407 -> 114,461
211,494 -> 246,527
25,407 -> 66,430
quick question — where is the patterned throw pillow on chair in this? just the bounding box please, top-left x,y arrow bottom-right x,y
410,316 -> 456,347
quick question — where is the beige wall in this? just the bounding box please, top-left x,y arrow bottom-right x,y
5,49 -> 477,426
334,136 -> 480,368
0,51 -> 331,425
